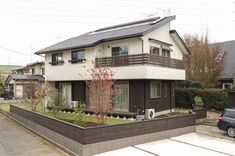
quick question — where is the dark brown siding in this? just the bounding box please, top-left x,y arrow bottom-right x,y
228,91 -> 235,108
129,80 -> 145,114
129,80 -> 174,113
72,81 -> 86,102
170,82 -> 175,109
144,80 -> 173,112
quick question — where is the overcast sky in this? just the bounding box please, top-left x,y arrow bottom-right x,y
0,0 -> 234,66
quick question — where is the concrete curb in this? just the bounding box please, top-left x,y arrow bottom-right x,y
0,108 -> 77,156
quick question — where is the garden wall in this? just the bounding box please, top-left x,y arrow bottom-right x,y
10,105 -> 196,156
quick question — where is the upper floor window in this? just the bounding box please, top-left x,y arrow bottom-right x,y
31,68 -> 35,75
51,53 -> 64,65
150,46 -> 160,55
112,46 -> 128,56
150,80 -> 161,98
41,68 -> 45,75
70,50 -> 86,63
162,49 -> 171,58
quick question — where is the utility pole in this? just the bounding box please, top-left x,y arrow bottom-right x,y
142,8 -> 171,18
55,36 -> 62,43
30,46 -> 33,62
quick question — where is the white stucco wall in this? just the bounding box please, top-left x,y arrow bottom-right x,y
112,65 -> 185,80
24,63 -> 44,75
45,23 -> 185,81
45,48 -> 94,81
142,23 -> 183,60
98,38 -> 142,57
15,84 -> 23,98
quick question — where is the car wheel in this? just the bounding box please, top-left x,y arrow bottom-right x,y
227,127 -> 235,137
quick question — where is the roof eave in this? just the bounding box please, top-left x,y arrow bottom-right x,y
142,15 -> 176,35
170,30 -> 190,55
34,33 -> 143,54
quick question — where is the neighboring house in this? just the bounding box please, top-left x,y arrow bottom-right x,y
0,65 -> 22,81
218,40 -> 235,89
35,16 -> 189,115
5,61 -> 45,99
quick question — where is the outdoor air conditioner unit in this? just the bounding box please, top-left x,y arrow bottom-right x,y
70,101 -> 78,108
145,109 -> 155,120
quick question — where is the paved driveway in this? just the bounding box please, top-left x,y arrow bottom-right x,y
0,114 -> 68,156
196,124 -> 235,141
97,129 -> 235,156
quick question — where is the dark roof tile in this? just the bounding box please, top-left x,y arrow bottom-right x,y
35,16 -> 175,54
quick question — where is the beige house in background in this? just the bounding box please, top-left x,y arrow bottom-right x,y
5,61 -> 45,99
35,16 -> 189,116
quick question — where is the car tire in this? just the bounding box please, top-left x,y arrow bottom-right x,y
227,127 -> 235,138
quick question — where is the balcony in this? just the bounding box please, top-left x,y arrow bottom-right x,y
95,54 -> 185,70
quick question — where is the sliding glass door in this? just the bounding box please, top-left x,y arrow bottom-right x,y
113,82 -> 129,112
60,82 -> 72,107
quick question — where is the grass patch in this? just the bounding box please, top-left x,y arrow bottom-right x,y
0,104 -> 10,112
41,112 -> 131,125
3,102 -> 132,125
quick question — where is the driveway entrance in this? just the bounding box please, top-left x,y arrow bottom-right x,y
97,132 -> 235,156
0,114 -> 68,156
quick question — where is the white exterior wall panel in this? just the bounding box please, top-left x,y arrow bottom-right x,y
45,24 -> 186,81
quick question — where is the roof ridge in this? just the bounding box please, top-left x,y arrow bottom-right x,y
94,17 -> 160,32
215,40 -> 235,44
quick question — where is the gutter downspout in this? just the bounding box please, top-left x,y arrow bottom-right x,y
137,37 -> 144,54
137,37 -> 146,115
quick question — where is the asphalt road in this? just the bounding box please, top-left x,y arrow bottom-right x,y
0,114 -> 69,156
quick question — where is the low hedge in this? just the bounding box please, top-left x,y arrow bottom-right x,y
175,88 -> 228,111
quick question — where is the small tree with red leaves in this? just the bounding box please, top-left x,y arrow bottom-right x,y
84,62 -> 114,124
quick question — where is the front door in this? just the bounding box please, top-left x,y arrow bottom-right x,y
113,82 -> 129,112
60,82 -> 72,107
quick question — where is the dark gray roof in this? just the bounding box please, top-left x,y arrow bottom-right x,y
6,74 -> 45,82
35,16 -> 176,54
26,61 -> 44,67
219,40 -> 235,79
13,61 -> 44,72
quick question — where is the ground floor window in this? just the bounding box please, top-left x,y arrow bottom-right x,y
150,80 -> 162,98
59,82 -> 72,107
113,82 -> 129,112
222,83 -> 233,90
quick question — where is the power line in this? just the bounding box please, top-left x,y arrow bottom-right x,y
4,0 -> 208,7
0,46 -> 41,58
0,12 -> 134,20
0,1 -> 222,12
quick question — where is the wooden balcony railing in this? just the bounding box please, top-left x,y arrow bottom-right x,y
95,54 -> 185,69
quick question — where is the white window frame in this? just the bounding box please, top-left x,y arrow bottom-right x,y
222,83 -> 233,90
150,80 -> 162,99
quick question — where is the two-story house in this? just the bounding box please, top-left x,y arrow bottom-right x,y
217,40 -> 235,89
5,61 -> 45,99
35,16 -> 189,115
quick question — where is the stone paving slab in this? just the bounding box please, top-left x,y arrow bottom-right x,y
172,133 -> 235,156
98,132 -> 235,156
95,146 -> 155,156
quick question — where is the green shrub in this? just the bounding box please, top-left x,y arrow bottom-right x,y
175,88 -> 228,111
176,80 -> 204,89
47,89 -> 66,118
193,96 -> 204,109
73,102 -> 86,125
